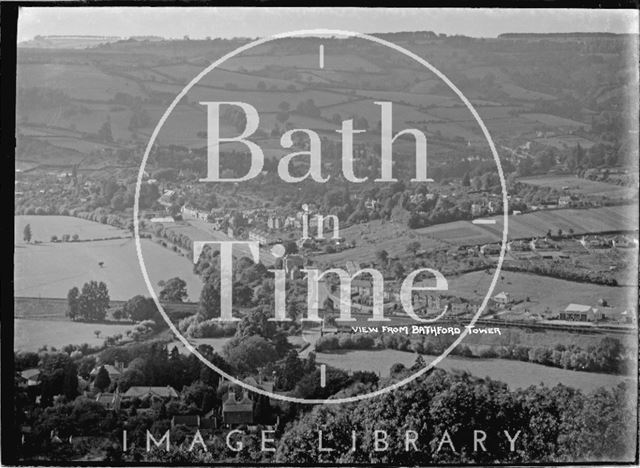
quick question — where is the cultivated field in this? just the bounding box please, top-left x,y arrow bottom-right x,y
15,318 -> 135,352
15,215 -> 130,241
447,270 -> 635,312
319,205 -> 639,266
314,219 -> 448,265
17,63 -> 145,100
423,204 -> 638,245
518,175 -> 637,199
15,216 -> 203,300
316,349 -> 635,392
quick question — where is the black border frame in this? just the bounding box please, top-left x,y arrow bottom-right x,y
2,1 -> 639,466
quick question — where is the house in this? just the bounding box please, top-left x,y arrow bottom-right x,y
248,229 -> 268,246
244,372 -> 275,394
296,238 -> 316,250
508,240 -> 531,252
364,198 -> 379,211
532,238 -> 556,251
580,236 -> 610,249
559,304 -> 593,321
171,415 -> 201,429
558,196 -> 572,208
90,362 -> 126,385
181,205 -> 210,221
493,292 -> 512,306
346,261 -> 361,275
150,216 -> 175,223
471,203 -> 484,217
284,254 -> 304,279
122,385 -> 178,400
20,369 -> 41,387
267,216 -> 282,230
351,278 -> 373,297
222,391 -> 254,426
95,391 -> 121,411
158,190 -> 176,208
611,235 -> 634,248
480,244 -> 501,256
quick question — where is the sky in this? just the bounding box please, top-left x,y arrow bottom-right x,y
17,7 -> 639,41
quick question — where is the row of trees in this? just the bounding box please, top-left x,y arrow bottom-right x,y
315,333 -> 630,375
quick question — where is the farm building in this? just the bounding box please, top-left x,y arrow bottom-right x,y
556,304 -> 634,324
493,292 -> 512,306
559,303 -> 593,321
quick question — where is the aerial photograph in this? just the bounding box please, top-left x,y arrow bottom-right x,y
7,6 -> 639,466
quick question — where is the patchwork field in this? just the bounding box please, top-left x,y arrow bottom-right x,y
446,270 -> 635,312
15,318 -> 135,352
518,175 -> 637,199
15,215 -> 129,241
423,204 -> 638,245
15,216 -> 203,300
521,113 -> 588,128
17,64 -> 145,100
316,349 -> 635,392
314,219 -> 448,265
315,205 -> 638,266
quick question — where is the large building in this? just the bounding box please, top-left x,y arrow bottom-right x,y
222,391 -> 254,426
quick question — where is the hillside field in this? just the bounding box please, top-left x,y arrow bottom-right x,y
316,349 -> 635,392
518,175 -> 637,199
15,216 -> 203,300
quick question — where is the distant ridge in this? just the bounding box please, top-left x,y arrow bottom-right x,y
499,32 -> 633,39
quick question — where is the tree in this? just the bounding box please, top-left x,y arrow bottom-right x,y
98,118 -> 113,143
67,287 -> 80,321
198,281 -> 220,320
72,233 -> 79,241
123,295 -> 157,322
94,365 -> 111,392
275,350 -> 305,391
223,335 -> 277,373
462,171 -> 471,187
406,241 -> 421,255
62,362 -> 79,400
159,277 -> 188,302
375,249 -> 389,266
78,281 -> 110,321
23,224 -> 32,243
